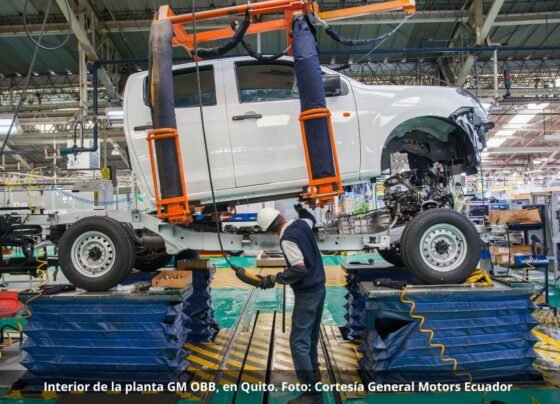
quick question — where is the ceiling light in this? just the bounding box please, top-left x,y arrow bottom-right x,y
487,137 -> 507,147
494,129 -> 516,137
544,134 -> 560,141
502,123 -> 528,130
527,103 -> 549,110
509,114 -> 535,125
0,114 -> 22,135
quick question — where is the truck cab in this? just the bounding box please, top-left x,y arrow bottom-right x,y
124,56 -> 488,208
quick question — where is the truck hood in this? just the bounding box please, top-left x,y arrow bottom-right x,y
347,79 -> 486,119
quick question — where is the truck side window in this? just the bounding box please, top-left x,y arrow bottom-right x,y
236,62 -> 298,103
143,66 -> 216,108
235,62 -> 349,103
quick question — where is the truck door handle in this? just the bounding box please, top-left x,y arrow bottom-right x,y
232,113 -> 262,121
133,124 -> 153,131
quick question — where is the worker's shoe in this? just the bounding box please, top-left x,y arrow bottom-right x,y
287,392 -> 323,404
313,368 -> 321,382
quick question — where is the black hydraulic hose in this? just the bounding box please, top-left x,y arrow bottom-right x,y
192,4 -> 262,287
191,16 -> 251,58
240,39 -> 288,62
23,0 -> 72,51
191,0 -> 234,269
324,27 -> 392,47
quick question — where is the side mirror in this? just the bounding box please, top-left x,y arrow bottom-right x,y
322,74 -> 342,96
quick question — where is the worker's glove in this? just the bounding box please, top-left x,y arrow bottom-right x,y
232,265 -> 262,287
257,274 -> 277,289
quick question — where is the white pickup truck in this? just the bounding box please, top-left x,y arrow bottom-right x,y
124,56 -> 487,206
43,56 -> 490,291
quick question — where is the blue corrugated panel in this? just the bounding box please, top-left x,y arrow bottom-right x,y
21,295 -> 193,386
359,289 -> 540,383
184,269 -> 219,343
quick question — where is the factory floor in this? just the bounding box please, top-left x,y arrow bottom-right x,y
0,253 -> 559,403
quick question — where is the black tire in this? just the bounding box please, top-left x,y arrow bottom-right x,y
400,208 -> 480,284
58,217 -> 136,291
134,250 -> 171,272
400,220 -> 413,270
378,247 -> 404,267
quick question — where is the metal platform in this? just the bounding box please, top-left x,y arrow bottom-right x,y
360,276 -> 538,298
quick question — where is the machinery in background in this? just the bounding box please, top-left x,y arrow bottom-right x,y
0,210 -> 57,278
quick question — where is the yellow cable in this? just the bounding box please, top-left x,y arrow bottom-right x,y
400,287 -> 473,383
464,268 -> 493,287
0,250 -> 48,359
35,250 -> 49,287
0,317 -> 23,359
1,251 -> 51,358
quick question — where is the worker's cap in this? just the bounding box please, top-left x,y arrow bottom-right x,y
257,207 -> 281,232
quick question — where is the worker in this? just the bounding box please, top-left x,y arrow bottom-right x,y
294,203 -> 317,228
256,207 -> 325,404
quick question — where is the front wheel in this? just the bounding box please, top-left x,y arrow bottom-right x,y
400,208 -> 480,284
58,217 -> 136,291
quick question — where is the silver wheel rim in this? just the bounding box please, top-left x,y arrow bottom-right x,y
70,231 -> 116,278
419,223 -> 467,272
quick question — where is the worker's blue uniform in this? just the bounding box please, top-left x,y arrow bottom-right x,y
277,219 -> 326,389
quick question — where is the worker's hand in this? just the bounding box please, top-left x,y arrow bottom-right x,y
232,265 -> 262,287
258,274 -> 276,289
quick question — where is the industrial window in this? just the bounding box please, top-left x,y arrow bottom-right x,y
236,62 -> 349,103
143,66 -> 216,108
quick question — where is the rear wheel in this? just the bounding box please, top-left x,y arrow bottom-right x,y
58,217 -> 136,291
378,247 -> 404,267
400,208 -> 480,284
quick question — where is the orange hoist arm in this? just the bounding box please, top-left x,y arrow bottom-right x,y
159,0 -> 415,52
156,0 -> 415,208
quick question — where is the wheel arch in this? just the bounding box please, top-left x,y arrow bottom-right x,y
381,115 -> 479,176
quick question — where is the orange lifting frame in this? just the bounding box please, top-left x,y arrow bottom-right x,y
146,128 -> 192,223
157,0 -> 415,207
158,0 -> 416,52
299,108 -> 343,205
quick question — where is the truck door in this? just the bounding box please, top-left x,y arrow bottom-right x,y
126,61 -> 235,202
223,59 -> 359,188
